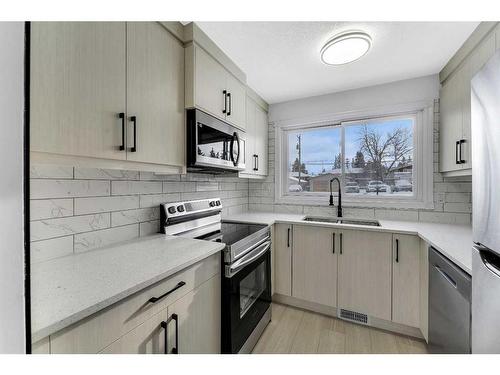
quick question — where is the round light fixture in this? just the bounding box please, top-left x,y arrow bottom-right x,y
320,31 -> 372,65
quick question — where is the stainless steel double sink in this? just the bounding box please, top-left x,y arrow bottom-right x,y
302,216 -> 381,227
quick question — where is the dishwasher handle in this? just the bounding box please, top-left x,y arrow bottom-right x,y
433,264 -> 457,289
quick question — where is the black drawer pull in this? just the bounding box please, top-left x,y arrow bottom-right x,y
459,139 -> 466,164
395,238 -> 399,263
130,115 -> 137,152
171,313 -> 179,354
339,233 -> 343,254
149,281 -> 186,303
222,90 -> 227,114
332,232 -> 335,254
118,112 -> 125,151
160,320 -> 168,354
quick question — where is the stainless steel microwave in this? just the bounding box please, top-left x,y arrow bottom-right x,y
187,109 -> 245,173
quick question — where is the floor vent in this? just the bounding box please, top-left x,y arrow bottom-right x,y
339,309 -> 369,324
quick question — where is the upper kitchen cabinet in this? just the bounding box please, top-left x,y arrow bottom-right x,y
126,22 -> 185,167
30,22 -> 127,161
185,43 -> 247,131
439,23 -> 497,176
30,22 -> 185,174
239,92 -> 269,178
439,62 -> 468,174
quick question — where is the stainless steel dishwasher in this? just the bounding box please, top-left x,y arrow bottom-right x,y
428,247 -> 472,354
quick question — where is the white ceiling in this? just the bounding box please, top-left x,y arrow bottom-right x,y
196,22 -> 479,104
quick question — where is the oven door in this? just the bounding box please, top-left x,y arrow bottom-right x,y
221,241 -> 271,353
187,109 -> 245,171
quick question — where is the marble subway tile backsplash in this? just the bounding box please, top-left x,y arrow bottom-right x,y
30,166 -> 249,264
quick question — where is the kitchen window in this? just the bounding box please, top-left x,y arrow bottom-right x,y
276,106 -> 434,209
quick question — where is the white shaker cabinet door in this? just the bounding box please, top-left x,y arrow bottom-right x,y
292,225 -> 338,307
194,45 -> 228,120
392,234 -> 421,328
30,22 -> 127,160
126,22 -> 185,167
337,229 -> 392,321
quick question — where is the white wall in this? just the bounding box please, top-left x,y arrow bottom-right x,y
0,22 -> 26,353
249,74 -> 472,224
269,74 -> 440,123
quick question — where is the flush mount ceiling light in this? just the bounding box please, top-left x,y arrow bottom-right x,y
320,31 -> 372,65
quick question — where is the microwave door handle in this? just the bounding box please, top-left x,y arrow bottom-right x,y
230,132 -> 240,166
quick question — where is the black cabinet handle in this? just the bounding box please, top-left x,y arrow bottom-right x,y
395,238 -> 399,263
253,154 -> 257,171
148,281 -> 186,303
160,320 -> 168,354
227,92 -> 232,116
222,90 -> 227,114
455,140 -> 460,164
256,155 -> 259,171
287,227 -> 290,248
332,232 -> 335,254
171,313 -> 179,354
130,115 -> 137,152
118,112 -> 125,151
459,139 -> 466,164
339,233 -> 343,255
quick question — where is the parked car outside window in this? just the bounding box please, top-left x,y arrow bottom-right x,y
393,179 -> 413,192
288,184 -> 303,192
345,181 -> 360,193
367,180 -> 390,193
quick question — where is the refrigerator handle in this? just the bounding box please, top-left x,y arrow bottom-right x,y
480,250 -> 500,278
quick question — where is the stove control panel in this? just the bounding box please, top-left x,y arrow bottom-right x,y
161,198 -> 222,226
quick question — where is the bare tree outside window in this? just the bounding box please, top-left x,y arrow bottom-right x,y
357,124 -> 413,181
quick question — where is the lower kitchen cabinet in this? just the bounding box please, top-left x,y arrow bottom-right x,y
274,224 -> 293,296
292,225 -> 338,307
165,275 -> 221,354
392,234 -> 421,328
45,254 -> 220,354
337,229 -> 392,321
100,307 -> 170,354
101,275 -> 220,354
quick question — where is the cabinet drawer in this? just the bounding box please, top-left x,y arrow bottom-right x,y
99,307 -> 170,354
50,253 -> 220,353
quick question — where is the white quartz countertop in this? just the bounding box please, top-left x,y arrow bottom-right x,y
31,234 -> 225,342
225,212 -> 473,275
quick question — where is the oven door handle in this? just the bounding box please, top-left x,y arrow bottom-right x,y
225,241 -> 270,278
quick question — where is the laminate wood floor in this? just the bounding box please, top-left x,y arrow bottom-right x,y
252,303 -> 428,354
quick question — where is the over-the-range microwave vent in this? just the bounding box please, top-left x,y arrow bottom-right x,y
338,308 -> 369,325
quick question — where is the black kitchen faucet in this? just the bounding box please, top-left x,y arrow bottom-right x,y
329,177 -> 343,218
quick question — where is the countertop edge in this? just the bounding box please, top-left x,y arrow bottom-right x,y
224,214 -> 472,274
31,242 -> 225,343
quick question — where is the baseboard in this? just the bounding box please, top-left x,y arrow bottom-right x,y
273,293 -> 424,340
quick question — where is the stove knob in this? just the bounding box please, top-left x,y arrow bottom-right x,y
167,206 -> 176,214
216,200 -> 221,206
209,201 -> 215,207
177,205 -> 185,212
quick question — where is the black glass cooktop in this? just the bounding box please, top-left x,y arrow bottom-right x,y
198,221 -> 267,246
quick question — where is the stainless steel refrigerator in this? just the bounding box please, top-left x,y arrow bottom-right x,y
471,49 -> 500,353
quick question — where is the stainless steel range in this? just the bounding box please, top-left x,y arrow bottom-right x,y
160,198 -> 272,354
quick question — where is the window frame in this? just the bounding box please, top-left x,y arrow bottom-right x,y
275,101 -> 434,209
